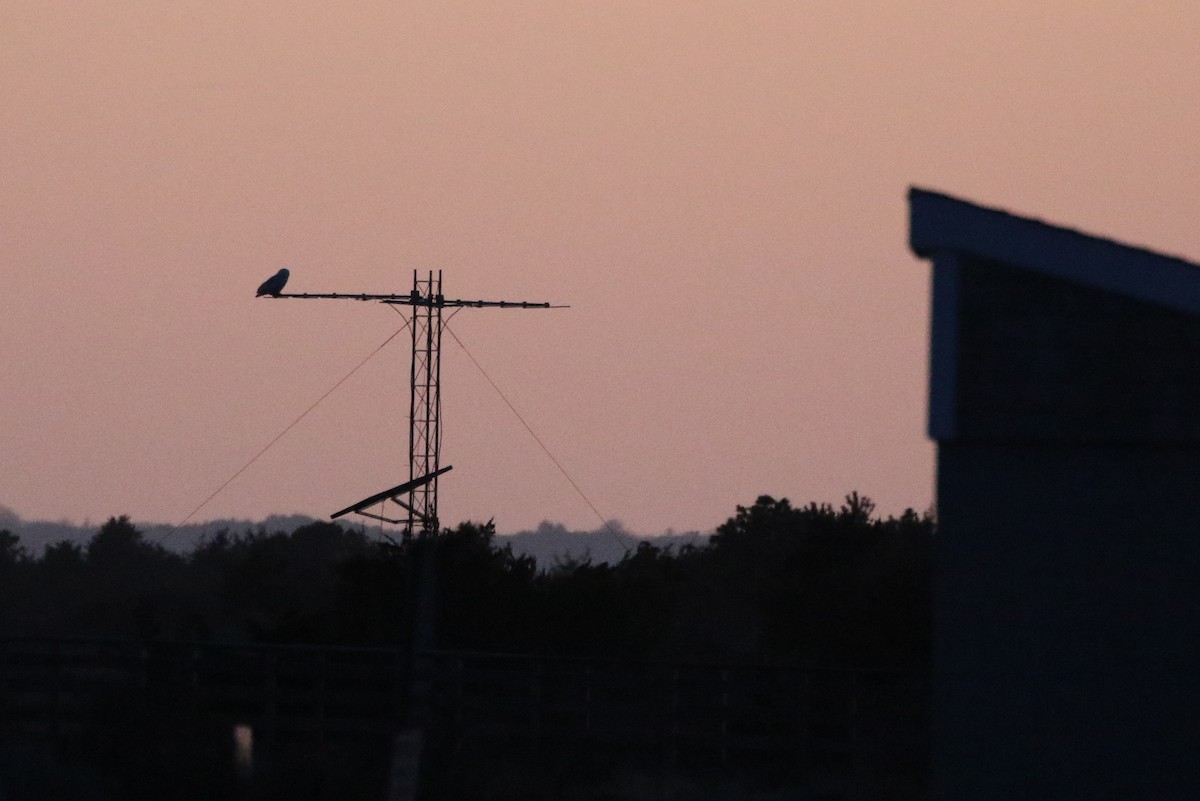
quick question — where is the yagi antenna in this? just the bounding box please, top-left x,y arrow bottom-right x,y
331,465 -> 454,523
258,269 -> 564,536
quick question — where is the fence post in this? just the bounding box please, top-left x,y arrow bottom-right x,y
720,668 -> 730,766
670,666 -> 680,768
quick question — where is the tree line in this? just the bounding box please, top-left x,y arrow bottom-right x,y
0,493 -> 933,669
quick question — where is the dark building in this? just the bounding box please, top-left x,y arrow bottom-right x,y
910,188 -> 1200,800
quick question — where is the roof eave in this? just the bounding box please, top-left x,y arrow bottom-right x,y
909,187 -> 1200,316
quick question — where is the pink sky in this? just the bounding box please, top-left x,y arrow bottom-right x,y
4,3 -> 1199,537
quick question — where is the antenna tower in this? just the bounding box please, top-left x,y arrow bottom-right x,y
268,269 -> 562,536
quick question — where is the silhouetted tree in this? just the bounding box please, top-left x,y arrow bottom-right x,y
0,497 -> 936,800
0,529 -> 26,569
0,495 -> 933,667
705,494 -> 934,667
433,520 -> 538,651
42,539 -> 84,569
88,515 -> 164,564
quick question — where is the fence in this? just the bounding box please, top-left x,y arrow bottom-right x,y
0,638 -> 928,799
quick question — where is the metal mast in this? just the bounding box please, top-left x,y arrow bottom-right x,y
408,270 -> 443,534
267,270 -> 563,536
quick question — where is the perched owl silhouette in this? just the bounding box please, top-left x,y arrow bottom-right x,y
256,268 -> 290,297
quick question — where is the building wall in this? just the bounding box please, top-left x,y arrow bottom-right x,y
954,257 -> 1200,442
934,254 -> 1200,799
935,442 -> 1200,799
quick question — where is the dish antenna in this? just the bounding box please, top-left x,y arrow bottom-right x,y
261,269 -> 565,536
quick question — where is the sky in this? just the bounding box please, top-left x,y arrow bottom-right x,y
4,2 -> 1200,540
